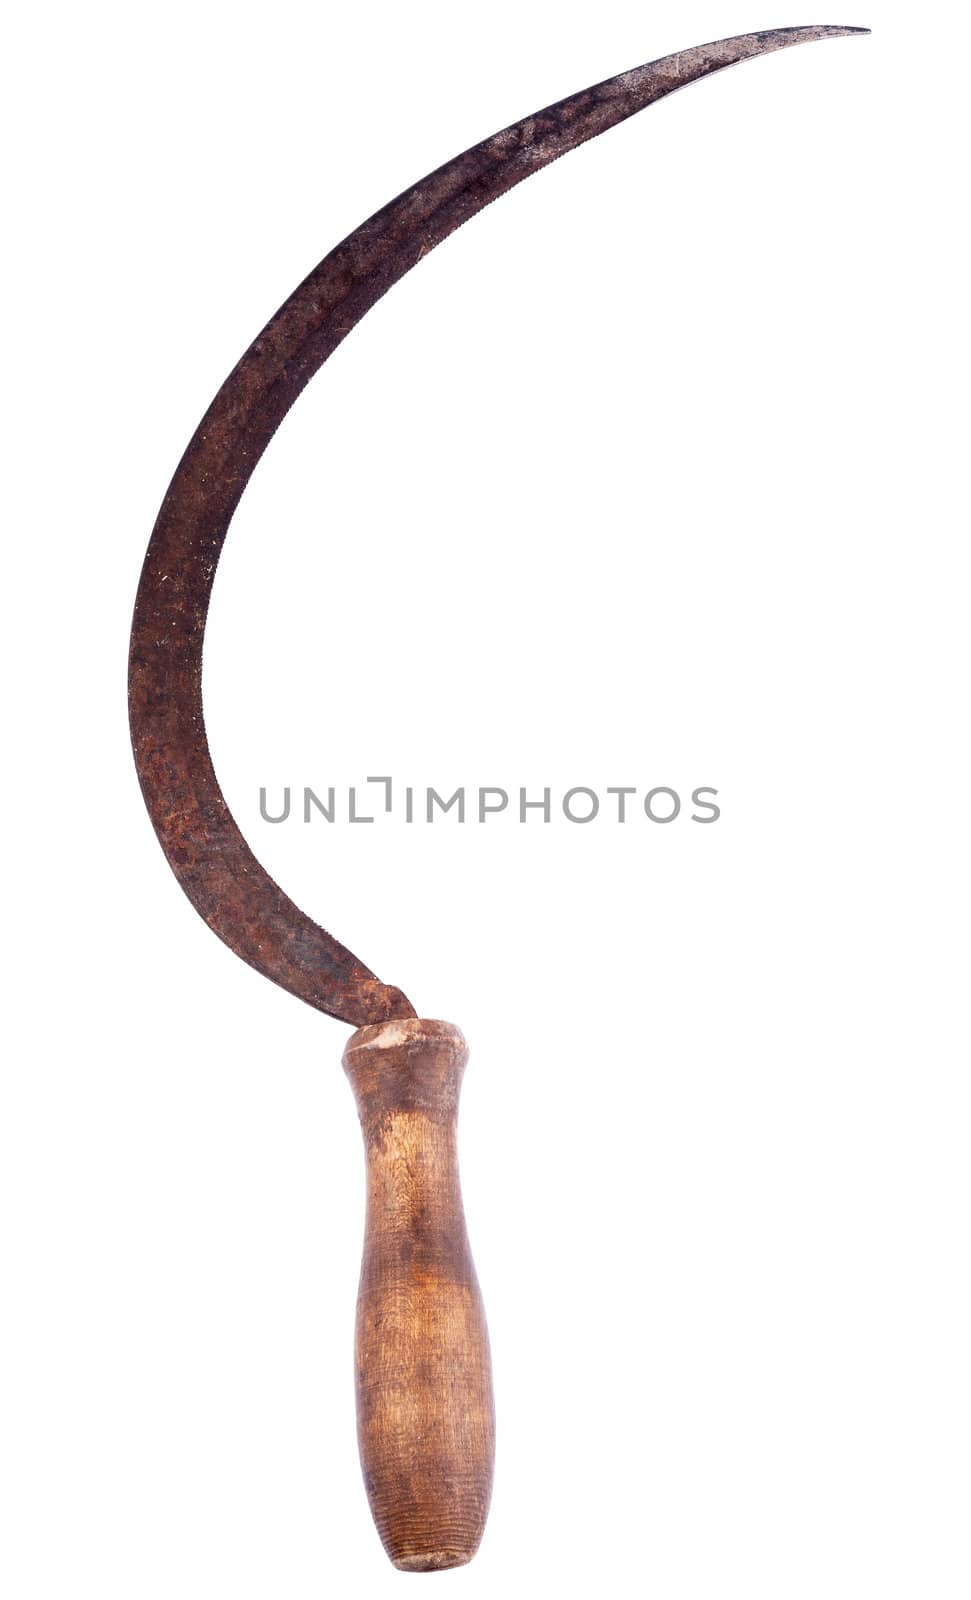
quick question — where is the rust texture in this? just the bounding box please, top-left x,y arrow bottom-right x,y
128,23 -> 868,1026
343,1019 -> 494,1571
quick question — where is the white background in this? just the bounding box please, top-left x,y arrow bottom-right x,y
3,3 -> 969,1595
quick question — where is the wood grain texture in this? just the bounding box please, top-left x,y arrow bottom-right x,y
343,1019 -> 494,1571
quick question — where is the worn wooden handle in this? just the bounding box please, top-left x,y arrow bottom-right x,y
342,1018 -> 495,1571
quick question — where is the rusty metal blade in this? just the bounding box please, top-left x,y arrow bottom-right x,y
129,25 -> 868,1027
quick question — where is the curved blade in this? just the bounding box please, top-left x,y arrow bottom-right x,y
129,25 -> 868,1027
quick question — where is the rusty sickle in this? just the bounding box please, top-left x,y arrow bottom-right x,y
129,25 -> 868,1572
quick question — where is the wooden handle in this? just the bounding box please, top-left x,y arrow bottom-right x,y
342,1018 -> 495,1572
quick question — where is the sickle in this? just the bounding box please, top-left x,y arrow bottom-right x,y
129,25 -> 868,1571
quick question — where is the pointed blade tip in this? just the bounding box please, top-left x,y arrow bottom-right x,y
770,24 -> 870,38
